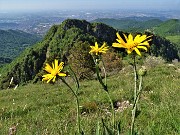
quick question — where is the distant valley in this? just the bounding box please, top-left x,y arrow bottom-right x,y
0,29 -> 41,66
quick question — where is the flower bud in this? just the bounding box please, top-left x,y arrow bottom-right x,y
138,66 -> 147,76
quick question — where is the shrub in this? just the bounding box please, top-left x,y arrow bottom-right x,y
101,49 -> 123,75
68,41 -> 95,80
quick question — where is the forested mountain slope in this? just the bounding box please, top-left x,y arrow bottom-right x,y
0,29 -> 41,65
0,19 -> 179,89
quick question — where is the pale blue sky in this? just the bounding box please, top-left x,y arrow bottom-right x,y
0,0 -> 179,11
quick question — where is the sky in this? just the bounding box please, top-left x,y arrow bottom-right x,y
0,0 -> 180,12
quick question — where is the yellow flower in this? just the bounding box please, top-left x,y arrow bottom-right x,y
89,42 -> 109,55
42,59 -> 66,83
112,33 -> 152,56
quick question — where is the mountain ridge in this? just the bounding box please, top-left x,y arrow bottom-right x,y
92,18 -> 163,32
0,19 -> 179,89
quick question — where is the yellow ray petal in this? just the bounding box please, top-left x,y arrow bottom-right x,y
139,35 -> 147,41
134,35 -> 141,42
116,32 -> 126,45
128,34 -> 134,42
123,33 -> 128,42
58,62 -> 64,71
137,46 -> 148,51
138,41 -> 150,47
116,39 -> 120,43
112,43 -> 126,48
47,77 -> 53,83
58,73 -> 67,77
95,42 -> 98,48
54,59 -> 58,70
52,76 -> 56,82
90,46 -> 94,48
134,48 -> 141,56
44,63 -> 53,73
52,62 -> 55,69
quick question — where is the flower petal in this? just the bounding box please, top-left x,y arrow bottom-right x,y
44,63 -> 53,73
134,35 -> 141,42
137,46 -> 148,51
128,34 -> 133,41
134,48 -> 142,56
112,43 -> 126,48
58,73 -> 67,77
123,34 -> 128,42
58,62 -> 64,71
52,62 -> 55,69
52,76 -> 56,82
42,74 -> 54,83
116,32 -> 126,45
54,59 -> 59,70
138,41 -> 150,47
95,42 -> 99,49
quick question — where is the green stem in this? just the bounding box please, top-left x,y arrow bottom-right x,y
131,74 -> 143,135
92,56 -> 115,133
61,78 -> 81,134
67,65 -> 80,92
101,56 -> 107,86
93,57 -> 107,91
106,91 -> 115,133
133,56 -> 137,103
131,56 -> 137,135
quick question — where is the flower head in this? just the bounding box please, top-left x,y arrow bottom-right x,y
89,42 -> 109,55
112,33 -> 152,56
42,59 -> 66,83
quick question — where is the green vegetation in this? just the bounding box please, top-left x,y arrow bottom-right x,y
153,19 -> 180,37
166,35 -> 180,45
93,18 -> 180,55
92,18 -> 163,32
0,18 -> 179,134
0,29 -> 41,66
0,61 -> 179,134
166,35 -> 180,54
93,18 -> 180,38
0,19 -> 179,89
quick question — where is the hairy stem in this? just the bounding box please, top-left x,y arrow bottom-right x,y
61,78 -> 81,134
93,56 -> 115,134
131,56 -> 137,135
131,71 -> 143,135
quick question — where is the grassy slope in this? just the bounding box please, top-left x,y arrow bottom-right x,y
166,35 -> 180,51
153,19 -> 180,36
0,62 -> 179,135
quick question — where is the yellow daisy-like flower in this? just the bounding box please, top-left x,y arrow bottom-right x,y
42,59 -> 66,83
89,42 -> 109,55
112,32 -> 152,56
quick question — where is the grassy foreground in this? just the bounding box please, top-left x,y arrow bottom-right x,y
0,63 -> 180,135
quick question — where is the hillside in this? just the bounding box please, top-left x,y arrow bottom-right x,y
0,63 -> 179,134
92,18 -> 163,32
92,18 -> 180,56
152,19 -> 180,53
0,29 -> 41,66
153,19 -> 180,37
0,19 -> 179,89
